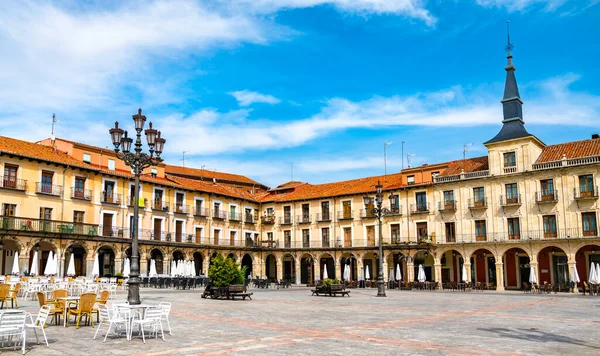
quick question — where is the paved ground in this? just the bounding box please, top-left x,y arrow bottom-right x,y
5,286 -> 600,355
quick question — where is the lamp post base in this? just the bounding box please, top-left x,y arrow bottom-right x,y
377,279 -> 387,297
127,276 -> 142,305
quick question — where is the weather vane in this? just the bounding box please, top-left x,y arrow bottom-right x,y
505,20 -> 515,53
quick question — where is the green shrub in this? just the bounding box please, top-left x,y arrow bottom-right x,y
208,254 -> 246,287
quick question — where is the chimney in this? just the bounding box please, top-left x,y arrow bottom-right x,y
592,134 -> 599,139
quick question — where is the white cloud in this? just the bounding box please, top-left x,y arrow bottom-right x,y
475,0 -> 568,11
229,90 -> 281,106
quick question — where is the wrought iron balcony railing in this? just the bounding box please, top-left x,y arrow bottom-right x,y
36,182 -> 63,196
468,198 -> 487,209
297,214 -> 311,224
574,186 -> 599,200
316,212 -> 331,222
279,215 -> 293,225
337,210 -> 354,220
101,192 -> 121,204
193,207 -> 209,217
261,214 -> 276,224
535,191 -> 558,204
173,204 -> 189,215
152,199 -> 169,211
438,201 -> 457,212
410,203 -> 429,214
71,187 -> 93,201
500,194 -> 521,206
0,177 -> 27,191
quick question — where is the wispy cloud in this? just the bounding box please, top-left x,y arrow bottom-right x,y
474,0 -> 585,12
229,90 -> 281,106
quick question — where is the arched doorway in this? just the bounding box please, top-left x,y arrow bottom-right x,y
340,253 -> 357,282
438,250 -> 463,283
97,246 -> 115,277
385,252 -> 408,283
172,250 -> 184,262
149,249 -> 164,275
0,239 -> 20,275
64,244 -> 87,276
265,254 -> 277,281
537,246 -> 568,286
28,241 -> 56,276
413,250 -> 434,282
241,254 -> 253,278
503,247 -> 529,289
281,254 -> 295,282
193,252 -> 204,276
300,253 -> 314,285
575,244 -> 600,282
320,253 -> 334,280
471,248 -> 495,285
227,253 -> 236,261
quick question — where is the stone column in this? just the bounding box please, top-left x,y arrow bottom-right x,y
86,257 -> 95,278
530,261 -> 539,285
567,261 -> 576,293
407,261 -> 415,283
335,260 -> 341,280
434,263 -> 442,288
19,253 -> 29,276
295,258 -> 301,285
495,257 -> 505,291
202,258 -> 210,276
276,258 -> 283,282
140,258 -> 148,277
382,261 -> 389,281
464,262 -> 472,283
115,257 -> 123,276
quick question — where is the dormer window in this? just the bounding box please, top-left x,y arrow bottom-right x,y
83,153 -> 91,163
407,175 -> 415,185
503,152 -> 516,167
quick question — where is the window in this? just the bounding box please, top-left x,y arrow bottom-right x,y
540,179 -> 554,199
322,227 -> 330,247
283,206 -> 291,223
507,218 -> 520,240
213,202 -> 221,217
39,207 -> 52,220
473,187 -> 485,206
407,175 -> 415,185
266,207 -> 274,216
366,226 -> 375,246
195,199 -> 203,215
321,201 -> 330,220
389,194 -> 400,212
154,189 -> 164,209
503,152 -> 516,167
443,190 -> 454,209
151,168 -> 157,177
195,227 -> 203,244
267,232 -> 274,241
579,174 -> 595,196
390,224 -> 400,243
543,215 -> 557,238
175,193 -> 185,213
364,197 -> 374,217
582,212 -> 597,236
344,227 -> 352,246
3,204 -> 16,216
3,164 -> 18,188
475,220 -> 486,241
108,159 -> 115,170
342,200 -> 352,219
229,205 -> 237,220
73,211 -> 84,224
41,171 -> 53,193
415,192 -> 427,211
284,230 -> 291,248
416,222 -> 428,240
245,208 -> 254,223
83,153 -> 91,163
505,183 -> 519,204
302,229 -> 310,248
103,181 -> 116,203
74,177 -> 86,198
445,222 -> 455,242
302,203 -> 310,222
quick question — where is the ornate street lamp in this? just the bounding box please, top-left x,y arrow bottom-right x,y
109,108 -> 165,305
363,181 -> 395,297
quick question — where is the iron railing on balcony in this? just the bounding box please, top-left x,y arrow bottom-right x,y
0,177 -> 27,191
36,182 -> 63,196
101,192 -> 122,204
468,198 -> 487,209
438,201 -> 457,212
500,194 -> 521,206
316,212 -> 331,222
535,191 -> 558,203
152,199 -> 169,211
173,204 -> 189,215
360,209 -> 376,219
193,206 -> 209,217
574,186 -> 599,199
0,216 -> 99,235
261,214 -> 275,224
279,215 -> 293,225
387,206 -> 402,216
212,209 -> 226,220
337,210 -> 354,220
128,196 -> 146,208
71,187 -> 92,201
297,214 -> 311,224
410,203 -> 429,214
244,214 -> 255,224
229,212 -> 241,222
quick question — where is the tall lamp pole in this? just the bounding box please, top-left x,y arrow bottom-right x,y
363,181 -> 395,297
109,109 -> 166,305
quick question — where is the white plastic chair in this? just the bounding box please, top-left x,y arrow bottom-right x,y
93,304 -> 129,342
0,310 -> 27,354
129,307 -> 164,343
158,302 -> 172,335
25,305 -> 51,347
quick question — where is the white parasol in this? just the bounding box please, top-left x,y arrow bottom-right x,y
462,264 -> 468,282
171,260 -> 176,277
67,253 -> 76,276
12,252 -> 20,275
30,250 -> 39,276
571,264 -> 580,284
123,258 -> 130,278
44,251 -> 54,276
365,265 -> 370,280
529,265 -> 537,284
91,253 -> 100,277
149,259 -> 158,277
596,263 -> 600,284
323,265 -> 328,280
590,263 -> 598,284
418,264 -> 426,282
396,264 -> 402,282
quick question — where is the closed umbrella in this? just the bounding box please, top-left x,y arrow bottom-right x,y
52,252 -> 58,275
346,264 -> 351,281
11,252 -> 20,275
571,264 -> 580,284
461,264 -> 468,282
149,259 -> 158,277
170,260 -> 176,277
529,265 -> 537,284
418,264 -> 426,282
44,251 -> 54,276
365,265 -> 370,280
179,260 -> 185,276
323,265 -> 328,280
123,258 -> 130,278
67,253 -> 76,276
396,264 -> 402,282
590,263 -> 598,284
92,253 -> 100,277
30,250 -> 39,276
596,263 -> 600,284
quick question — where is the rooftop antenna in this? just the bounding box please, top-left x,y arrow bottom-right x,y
51,113 -> 57,152
384,141 -> 392,176
407,153 -> 415,168
181,151 -> 186,167
463,143 -> 473,161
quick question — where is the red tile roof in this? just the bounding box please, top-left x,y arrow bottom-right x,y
440,156 -> 489,176
536,138 -> 600,163
166,175 -> 259,201
164,164 -> 266,187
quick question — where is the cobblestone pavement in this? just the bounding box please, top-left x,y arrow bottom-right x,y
6,287 -> 600,355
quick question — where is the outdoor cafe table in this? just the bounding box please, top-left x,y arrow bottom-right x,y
57,296 -> 80,327
112,303 -> 156,341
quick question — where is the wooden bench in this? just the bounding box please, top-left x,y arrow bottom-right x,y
311,285 -> 329,296
329,284 -> 350,297
228,285 -> 253,300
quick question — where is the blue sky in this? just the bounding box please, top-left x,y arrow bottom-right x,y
1,0 -> 599,187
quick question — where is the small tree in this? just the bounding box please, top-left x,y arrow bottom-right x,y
208,254 -> 246,287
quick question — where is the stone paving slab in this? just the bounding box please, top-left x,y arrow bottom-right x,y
4,287 -> 600,355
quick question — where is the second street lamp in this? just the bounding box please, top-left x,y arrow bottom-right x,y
363,180 -> 395,297
109,108 -> 165,305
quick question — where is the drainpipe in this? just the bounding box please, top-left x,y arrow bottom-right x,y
121,179 -> 127,232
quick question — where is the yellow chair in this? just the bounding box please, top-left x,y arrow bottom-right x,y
93,290 -> 110,322
7,282 -> 21,308
0,284 -> 10,309
37,291 -> 63,325
67,292 -> 96,328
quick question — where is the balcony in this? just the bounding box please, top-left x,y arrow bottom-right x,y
574,187 -> 599,200
500,194 -> 521,206
410,203 -> 429,215
468,198 -> 487,210
229,212 -> 241,222
101,192 -> 121,205
71,187 -> 92,201
244,214 -> 255,224
279,215 -> 293,225
0,215 -> 99,236
297,214 -> 311,224
152,199 -> 169,212
193,207 -> 208,217
127,196 -> 146,208
438,201 -> 457,212
36,183 -> 63,196
316,212 -> 331,222
337,210 -> 354,221
360,209 -> 376,219
503,166 -> 517,174
387,206 -> 402,216
261,214 -> 276,224
535,191 -> 558,204
0,177 -> 27,191
173,204 -> 189,215
212,209 -> 226,220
